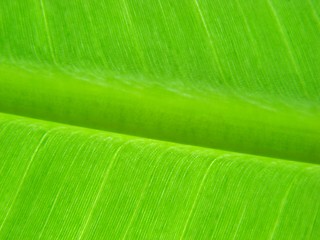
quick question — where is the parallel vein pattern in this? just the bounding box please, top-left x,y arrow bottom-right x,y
0,1 -> 319,238
0,0 -> 319,162
0,113 -> 319,239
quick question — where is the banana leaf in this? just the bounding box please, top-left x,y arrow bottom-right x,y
0,0 -> 319,239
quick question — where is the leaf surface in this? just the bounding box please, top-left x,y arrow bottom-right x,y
0,0 -> 319,161
0,0 -> 319,239
0,113 -> 319,239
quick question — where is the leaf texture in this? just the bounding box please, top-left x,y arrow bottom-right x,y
0,0 -> 319,239
0,113 -> 319,239
0,1 -> 319,161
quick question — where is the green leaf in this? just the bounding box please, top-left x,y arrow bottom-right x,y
0,1 -> 319,162
0,113 -> 319,239
0,0 -> 319,239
